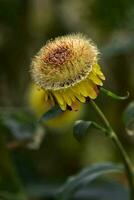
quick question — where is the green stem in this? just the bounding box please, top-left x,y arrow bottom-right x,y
90,100 -> 134,200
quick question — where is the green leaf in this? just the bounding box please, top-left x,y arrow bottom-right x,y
1,111 -> 36,139
38,106 -> 63,123
58,163 -> 124,200
73,120 -> 107,141
123,101 -> 134,136
74,181 -> 128,200
100,88 -> 129,100
0,110 -> 45,149
25,181 -> 128,200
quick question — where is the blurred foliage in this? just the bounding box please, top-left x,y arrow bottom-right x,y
0,0 -> 134,199
57,162 -> 124,200
123,101 -> 134,136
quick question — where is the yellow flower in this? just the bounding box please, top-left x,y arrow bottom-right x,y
31,34 -> 105,111
27,84 -> 83,129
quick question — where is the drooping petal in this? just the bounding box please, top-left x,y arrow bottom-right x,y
88,71 -> 103,86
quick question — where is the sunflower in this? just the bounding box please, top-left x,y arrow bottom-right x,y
31,34 -> 105,111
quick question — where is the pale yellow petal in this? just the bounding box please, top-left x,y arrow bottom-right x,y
75,82 -> 88,97
71,87 -> 86,102
53,91 -> 64,105
85,79 -> 98,99
60,103 -> 67,111
75,94 -> 86,102
88,72 -> 103,86
93,63 -> 105,80
62,91 -> 72,106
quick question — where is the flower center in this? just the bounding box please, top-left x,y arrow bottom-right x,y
44,46 -> 71,67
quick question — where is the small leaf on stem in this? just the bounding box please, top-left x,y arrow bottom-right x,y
73,120 -> 107,141
101,88 -> 129,100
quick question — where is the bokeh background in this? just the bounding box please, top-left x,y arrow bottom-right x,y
0,0 -> 134,199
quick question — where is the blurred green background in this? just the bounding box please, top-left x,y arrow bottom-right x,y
0,0 -> 134,199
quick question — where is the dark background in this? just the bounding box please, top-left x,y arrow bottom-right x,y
0,0 -> 134,199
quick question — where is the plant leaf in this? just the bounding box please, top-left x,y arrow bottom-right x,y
1,111 -> 36,139
100,88 -> 129,100
38,106 -> 63,123
123,101 -> 134,136
73,120 -> 107,141
74,181 -> 128,200
58,163 -> 124,200
25,181 -> 128,200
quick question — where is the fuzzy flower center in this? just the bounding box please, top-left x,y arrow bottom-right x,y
31,34 -> 99,90
44,45 -> 71,67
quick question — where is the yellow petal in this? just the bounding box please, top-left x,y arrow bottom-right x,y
88,72 -> 103,86
71,87 -> 86,102
93,63 -> 105,80
75,93 -> 86,102
72,84 -> 81,95
62,91 -> 72,106
85,80 -> 98,99
60,103 -> 67,111
75,82 -> 88,97
53,91 -> 64,105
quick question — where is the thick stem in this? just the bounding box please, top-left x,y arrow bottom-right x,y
90,100 -> 134,200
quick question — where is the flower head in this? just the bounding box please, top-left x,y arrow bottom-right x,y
31,34 -> 105,110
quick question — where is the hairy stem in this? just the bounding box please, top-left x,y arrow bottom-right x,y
91,100 -> 134,199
